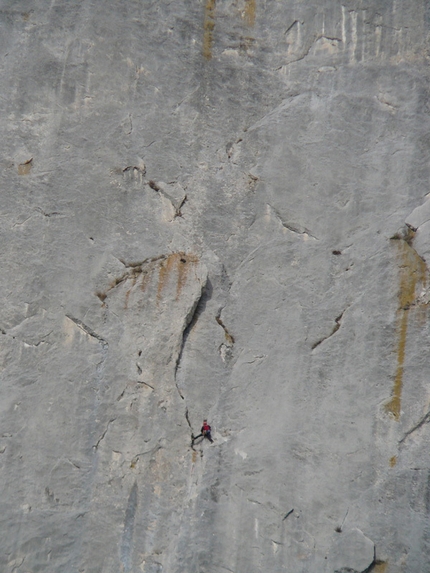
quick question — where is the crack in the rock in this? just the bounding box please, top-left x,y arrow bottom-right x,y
22,331 -> 53,347
35,207 -> 63,217
270,205 -> 318,240
93,418 -> 116,450
130,445 -> 162,467
215,313 -> 235,344
187,408 -> 204,452
136,380 -> 155,390
399,409 -> 430,445
0,326 -> 52,347
172,279 -> 208,449
312,310 -> 345,350
335,507 -> 349,532
148,180 -> 187,218
17,157 -> 32,175
66,314 -> 108,346
185,408 -> 193,434
284,20 -> 299,35
95,254 -> 170,302
175,382 -> 185,400
174,280 -> 207,385
117,386 -> 127,401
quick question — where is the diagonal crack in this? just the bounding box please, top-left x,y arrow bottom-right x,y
399,409 -> 430,445
312,310 -> 345,350
130,444 -> 162,467
93,418 -> 116,450
216,313 -> 235,345
270,205 -> 318,240
66,314 -> 108,346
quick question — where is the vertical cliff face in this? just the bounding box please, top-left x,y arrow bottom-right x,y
1,1 -> 430,572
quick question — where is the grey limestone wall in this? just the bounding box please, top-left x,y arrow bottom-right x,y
1,1 -> 430,572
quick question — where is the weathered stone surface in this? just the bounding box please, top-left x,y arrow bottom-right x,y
329,528 -> 375,573
1,1 -> 430,572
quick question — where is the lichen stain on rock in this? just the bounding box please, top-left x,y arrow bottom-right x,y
243,0 -> 256,27
156,253 -> 199,303
385,233 -> 427,420
203,0 -> 216,60
389,455 -> 397,467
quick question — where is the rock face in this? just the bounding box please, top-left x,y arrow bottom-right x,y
1,1 -> 430,572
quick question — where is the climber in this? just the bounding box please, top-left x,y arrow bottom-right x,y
201,419 -> 213,443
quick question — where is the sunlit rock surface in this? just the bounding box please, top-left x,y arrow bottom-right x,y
1,1 -> 430,572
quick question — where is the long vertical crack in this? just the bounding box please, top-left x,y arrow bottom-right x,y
174,282 -> 208,447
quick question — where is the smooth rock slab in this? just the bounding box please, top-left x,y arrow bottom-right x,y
328,528 -> 375,573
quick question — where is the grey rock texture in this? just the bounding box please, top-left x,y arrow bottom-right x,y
1,1 -> 430,572
329,528 -> 375,573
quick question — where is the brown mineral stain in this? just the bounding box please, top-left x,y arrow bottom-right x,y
243,0 -> 256,27
373,562 -> 388,573
385,234 -> 427,420
157,253 -> 198,303
157,254 -> 179,303
177,256 -> 188,301
177,254 -> 198,300
203,0 -> 216,60
125,288 -> 131,310
17,157 -> 33,175
95,291 -> 107,302
389,455 -> 397,467
192,450 -> 197,463
140,270 -> 152,294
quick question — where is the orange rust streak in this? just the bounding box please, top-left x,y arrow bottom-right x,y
203,0 -> 216,60
177,258 -> 187,301
386,239 -> 428,420
387,310 -> 408,420
140,270 -> 151,293
373,563 -> 388,573
244,0 -> 256,27
124,276 -> 137,310
176,254 -> 198,300
157,255 -> 176,303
